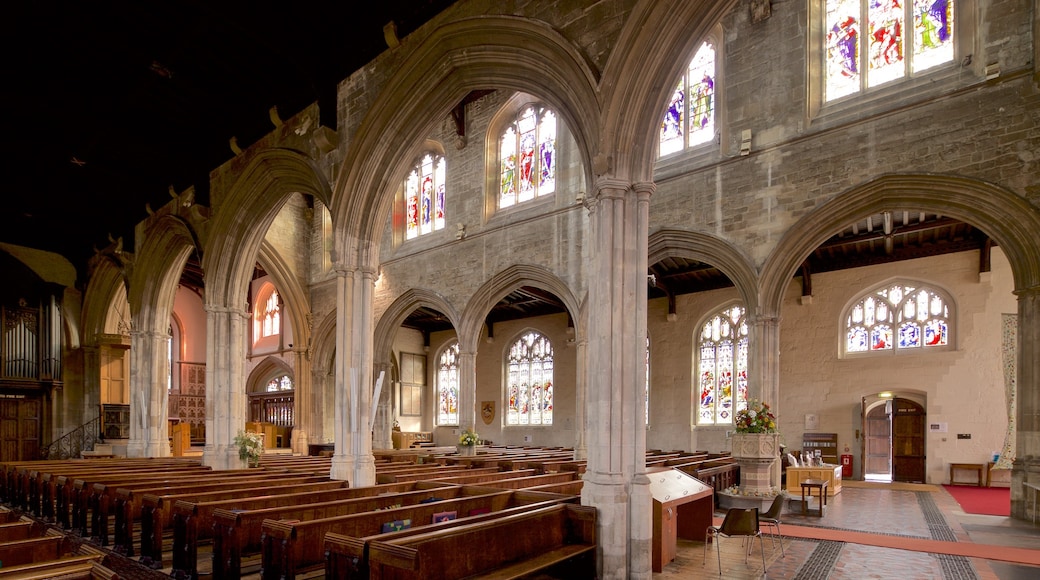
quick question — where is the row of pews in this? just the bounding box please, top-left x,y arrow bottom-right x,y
0,446 -> 737,579
0,507 -> 119,578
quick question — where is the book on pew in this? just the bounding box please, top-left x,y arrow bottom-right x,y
432,510 -> 457,523
468,507 -> 491,516
381,519 -> 412,533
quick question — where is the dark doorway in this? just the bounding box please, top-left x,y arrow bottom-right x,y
892,398 -> 926,483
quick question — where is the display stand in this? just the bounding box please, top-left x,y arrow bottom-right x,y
648,467 -> 714,573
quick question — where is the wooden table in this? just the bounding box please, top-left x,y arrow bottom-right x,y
949,463 -> 985,487
800,479 -> 828,517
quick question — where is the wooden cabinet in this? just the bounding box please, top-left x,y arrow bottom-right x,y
786,464 -> 842,496
802,432 -> 838,464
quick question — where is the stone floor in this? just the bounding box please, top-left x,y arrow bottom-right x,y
654,480 -> 1040,580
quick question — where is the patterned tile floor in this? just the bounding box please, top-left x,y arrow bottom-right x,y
655,481 -> 1040,580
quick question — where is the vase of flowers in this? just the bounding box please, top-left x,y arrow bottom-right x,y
457,427 -> 479,456
234,430 -> 264,467
730,399 -> 781,494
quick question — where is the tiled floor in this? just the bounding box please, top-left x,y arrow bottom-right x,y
654,481 -> 1040,579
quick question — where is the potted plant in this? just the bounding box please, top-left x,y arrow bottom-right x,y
457,427 -> 480,456
234,430 -> 264,467
730,399 -> 781,495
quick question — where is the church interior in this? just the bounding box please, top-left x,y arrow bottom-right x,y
1,0 -> 1038,578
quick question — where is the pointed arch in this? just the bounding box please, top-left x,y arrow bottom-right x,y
331,16 -> 601,268
458,265 -> 581,354
373,289 -> 461,363
246,356 -> 294,393
760,174 -> 1040,315
647,229 -> 760,310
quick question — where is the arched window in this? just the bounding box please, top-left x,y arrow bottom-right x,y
825,0 -> 955,102
505,331 -> 553,426
437,341 -> 460,426
696,304 -> 748,425
660,40 -> 717,156
499,105 -> 556,209
266,375 -> 293,392
253,284 -> 280,344
405,153 -> 446,239
843,280 -> 952,356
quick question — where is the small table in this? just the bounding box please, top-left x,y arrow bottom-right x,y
801,479 -> 828,516
949,463 -> 985,487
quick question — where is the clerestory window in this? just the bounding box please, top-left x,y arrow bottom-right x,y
660,39 -> 717,156
499,105 -> 556,209
405,153 -> 446,239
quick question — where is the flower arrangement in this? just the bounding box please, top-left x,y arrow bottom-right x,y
458,428 -> 480,446
734,399 -> 778,433
234,430 -> 264,466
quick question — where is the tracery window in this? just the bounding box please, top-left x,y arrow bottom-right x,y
825,0 -> 954,101
660,40 -> 716,156
266,375 -> 293,392
506,331 -> 553,426
405,153 -> 446,239
844,281 -> 952,356
437,341 -> 460,426
696,304 -> 748,425
499,105 -> 556,209
253,284 -> 280,344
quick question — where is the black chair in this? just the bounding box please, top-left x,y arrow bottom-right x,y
703,507 -> 767,575
760,494 -> 786,557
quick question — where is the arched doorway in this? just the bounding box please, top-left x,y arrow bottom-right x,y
862,396 -> 926,483
246,360 -> 295,450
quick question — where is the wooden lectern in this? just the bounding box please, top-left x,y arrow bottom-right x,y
648,466 -> 715,572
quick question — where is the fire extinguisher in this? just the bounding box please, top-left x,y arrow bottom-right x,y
841,445 -> 853,478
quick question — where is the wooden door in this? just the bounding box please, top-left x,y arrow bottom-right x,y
0,397 -> 41,461
892,398 -> 926,483
863,400 -> 891,477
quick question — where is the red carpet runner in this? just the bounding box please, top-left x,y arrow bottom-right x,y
942,484 -> 1010,516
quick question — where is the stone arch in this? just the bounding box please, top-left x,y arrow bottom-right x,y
330,15 -> 602,268
256,241 -> 311,356
130,215 -> 201,330
648,229 -> 759,311
203,148 -> 332,306
373,289 -> 461,365
81,255 -> 130,347
598,0 -> 739,182
459,264 -> 581,354
760,174 -> 1040,315
246,356 -> 294,393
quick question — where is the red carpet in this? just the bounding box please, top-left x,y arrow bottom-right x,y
942,484 -> 1010,516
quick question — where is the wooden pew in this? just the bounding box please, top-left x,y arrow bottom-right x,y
0,529 -> 66,568
87,468 -> 310,544
133,479 -> 348,564
376,466 -> 503,484
0,517 -> 36,542
478,471 -> 580,490
364,503 -> 596,580
258,489 -> 580,580
406,468 -> 539,486
0,544 -> 113,580
108,473 -> 333,556
23,458 -> 202,517
170,481 -> 455,579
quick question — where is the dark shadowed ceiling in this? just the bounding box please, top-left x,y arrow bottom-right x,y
1,0 -> 459,281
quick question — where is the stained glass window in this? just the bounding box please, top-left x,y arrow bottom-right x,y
499,106 -> 556,209
506,331 -> 553,426
660,40 -> 716,156
697,305 -> 748,425
405,153 -> 446,239
437,341 -> 460,426
266,375 -> 293,392
845,282 -> 951,355
825,0 -> 954,101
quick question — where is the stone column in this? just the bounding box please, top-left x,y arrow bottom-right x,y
573,334 -> 588,461
372,361 -> 394,450
581,180 -> 654,580
331,262 -> 378,487
126,329 -> 172,457
458,348 -> 477,436
290,345 -> 312,455
749,313 -> 782,488
202,305 -> 249,469
1012,285 -> 1040,519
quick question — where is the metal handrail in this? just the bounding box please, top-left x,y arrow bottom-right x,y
41,415 -> 101,459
